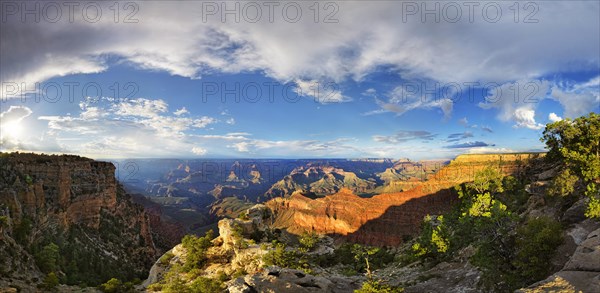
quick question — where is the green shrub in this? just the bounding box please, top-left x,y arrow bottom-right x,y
513,217 -> 563,284
41,272 -> 59,290
181,230 -> 214,271
159,252 -> 175,265
354,279 -> 403,293
548,169 -> 579,197
541,113 -> 600,218
298,231 -> 319,252
585,183 -> 600,218
35,243 -> 59,274
412,215 -> 450,261
188,277 -> 224,293
99,278 -> 129,293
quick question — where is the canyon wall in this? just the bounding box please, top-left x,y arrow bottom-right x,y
0,153 -> 157,287
267,153 -> 544,246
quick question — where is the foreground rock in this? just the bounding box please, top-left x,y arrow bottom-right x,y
227,266 -> 360,293
517,223 -> 600,293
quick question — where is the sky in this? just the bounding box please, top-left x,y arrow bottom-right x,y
0,1 -> 599,159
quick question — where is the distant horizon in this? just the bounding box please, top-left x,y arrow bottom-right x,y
1,149 -> 549,162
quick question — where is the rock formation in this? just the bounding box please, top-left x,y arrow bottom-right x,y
267,153 -> 543,246
0,153 -> 157,289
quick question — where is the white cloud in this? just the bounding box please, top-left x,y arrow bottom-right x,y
373,131 -> 436,144
458,117 -> 468,127
226,132 -> 251,136
1,106 -> 33,148
226,117 -> 236,125
294,79 -> 352,104
481,126 -> 493,133
174,107 -> 189,116
230,137 -> 360,157
3,1 -> 597,102
479,77 -> 599,129
365,85 -> 453,119
191,147 -> 207,156
548,113 -> 563,122
34,97 -> 220,157
113,98 -> 168,118
1,106 -> 32,122
466,147 -> 515,154
550,76 -> 600,118
513,108 -> 544,130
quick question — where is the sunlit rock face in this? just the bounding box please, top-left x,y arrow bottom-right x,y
267,153 -> 544,246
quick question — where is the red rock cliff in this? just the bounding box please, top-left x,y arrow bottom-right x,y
267,153 -> 544,246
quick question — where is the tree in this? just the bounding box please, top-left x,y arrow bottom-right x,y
412,215 -> 449,260
181,230 -> 214,271
298,231 -> 319,252
548,169 -> 579,197
99,278 -> 123,293
355,279 -> 404,293
35,242 -> 60,273
541,113 -> 600,218
188,277 -> 224,293
42,272 -> 59,290
468,167 -> 504,195
513,217 -> 563,285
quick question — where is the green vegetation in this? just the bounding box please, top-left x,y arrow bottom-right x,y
99,278 -> 135,293
40,272 -> 59,291
35,242 -> 59,274
148,230 -> 224,293
355,280 -> 404,293
263,241 -> 312,273
541,112 -> 600,218
181,230 -> 214,272
412,166 -> 564,291
411,215 -> 449,259
548,169 -> 579,197
298,231 -> 319,252
159,251 -> 175,265
0,215 -> 8,229
14,217 -> 32,245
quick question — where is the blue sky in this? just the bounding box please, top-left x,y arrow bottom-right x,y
1,1 -> 599,159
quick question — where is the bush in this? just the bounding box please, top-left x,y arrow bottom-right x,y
159,252 -> 175,265
35,243 -> 60,274
354,280 -> 404,293
541,112 -> 600,218
298,231 -> 319,252
188,277 -> 224,293
513,217 -> 563,284
412,215 -> 449,260
14,217 -> 32,245
0,216 -> 8,228
99,278 -> 125,293
548,169 -> 579,197
181,230 -> 214,271
41,272 -> 59,290
585,183 -> 600,219
263,242 -> 298,268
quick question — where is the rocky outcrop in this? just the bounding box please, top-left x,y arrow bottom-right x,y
517,222 -> 600,293
0,153 -> 157,289
267,153 -> 543,246
227,266 -> 360,293
264,166 -> 377,199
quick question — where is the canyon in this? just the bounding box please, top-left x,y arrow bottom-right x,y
267,153 -> 544,246
0,153 -> 159,289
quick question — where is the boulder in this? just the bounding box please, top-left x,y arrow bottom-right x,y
226,267 -> 359,293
